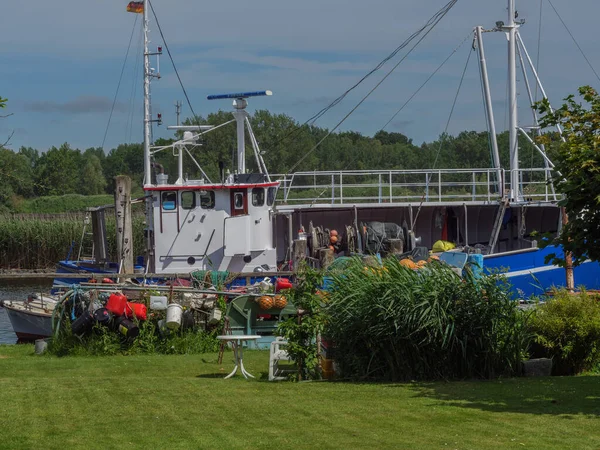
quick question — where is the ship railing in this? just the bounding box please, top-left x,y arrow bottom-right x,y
513,167 -> 558,202
272,168 -> 505,205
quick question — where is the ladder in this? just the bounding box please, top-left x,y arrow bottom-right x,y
77,212 -> 95,263
488,197 -> 509,254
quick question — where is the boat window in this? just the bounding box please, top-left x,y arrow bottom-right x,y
234,192 -> 244,210
267,187 -> 277,206
200,191 -> 215,209
252,187 -> 265,207
161,192 -> 177,211
181,191 -> 196,210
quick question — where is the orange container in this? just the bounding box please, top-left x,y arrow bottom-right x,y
125,302 -> 147,321
106,293 -> 127,316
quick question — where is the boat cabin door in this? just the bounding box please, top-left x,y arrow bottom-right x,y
230,189 -> 248,216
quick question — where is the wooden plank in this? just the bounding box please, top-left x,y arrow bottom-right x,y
0,271 -> 294,280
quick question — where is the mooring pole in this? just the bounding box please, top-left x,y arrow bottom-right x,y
561,207 -> 575,291
115,176 -> 134,279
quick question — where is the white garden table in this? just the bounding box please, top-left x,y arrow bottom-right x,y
216,335 -> 261,379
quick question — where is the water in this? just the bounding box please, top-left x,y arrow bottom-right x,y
0,280 -> 52,344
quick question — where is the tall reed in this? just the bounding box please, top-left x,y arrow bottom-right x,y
325,257 -> 529,381
0,214 -> 146,270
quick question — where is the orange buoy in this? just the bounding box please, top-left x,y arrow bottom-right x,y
258,296 -> 274,310
400,259 -> 417,269
330,235 -> 338,244
274,295 -> 288,309
329,245 -> 335,251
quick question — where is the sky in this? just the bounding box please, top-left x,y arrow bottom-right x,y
1,0 -> 599,154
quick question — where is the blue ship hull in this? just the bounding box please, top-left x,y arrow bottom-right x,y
484,245 -> 600,298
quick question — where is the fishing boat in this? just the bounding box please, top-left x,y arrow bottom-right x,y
58,0 -> 600,299
0,294 -> 58,340
126,0 -> 598,297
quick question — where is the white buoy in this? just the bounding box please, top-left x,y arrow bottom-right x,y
166,303 -> 183,329
35,339 -> 48,355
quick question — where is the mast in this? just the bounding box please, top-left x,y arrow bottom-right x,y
507,0 -> 520,201
475,26 -> 503,198
143,0 -> 152,186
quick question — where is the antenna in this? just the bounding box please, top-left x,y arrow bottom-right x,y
175,101 -> 182,126
206,90 -> 273,175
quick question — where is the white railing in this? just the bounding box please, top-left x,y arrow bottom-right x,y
272,168 -> 506,205
515,168 -> 558,202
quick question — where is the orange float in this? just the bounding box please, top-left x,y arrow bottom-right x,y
273,295 -> 288,309
258,295 -> 274,310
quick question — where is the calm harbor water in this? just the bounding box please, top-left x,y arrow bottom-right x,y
0,280 -> 52,345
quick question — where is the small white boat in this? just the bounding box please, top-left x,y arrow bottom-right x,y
0,294 -> 58,340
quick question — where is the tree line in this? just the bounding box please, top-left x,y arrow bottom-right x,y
0,109 -> 554,212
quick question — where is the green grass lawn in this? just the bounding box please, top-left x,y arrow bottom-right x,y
1,345 -> 599,450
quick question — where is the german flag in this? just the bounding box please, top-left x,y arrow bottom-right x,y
127,1 -> 144,14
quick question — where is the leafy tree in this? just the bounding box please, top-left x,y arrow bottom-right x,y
535,86 -> 600,265
103,143 -> 144,191
35,143 -> 82,196
0,149 -> 36,209
80,154 -> 107,195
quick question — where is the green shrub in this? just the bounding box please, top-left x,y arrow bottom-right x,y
529,290 -> 600,375
277,266 -> 326,380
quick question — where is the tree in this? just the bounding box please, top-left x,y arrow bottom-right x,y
80,154 -> 107,195
0,96 -> 13,150
535,86 -> 600,265
35,143 -> 82,196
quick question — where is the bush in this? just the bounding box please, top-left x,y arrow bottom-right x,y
529,290 -> 600,375
323,257 -> 530,381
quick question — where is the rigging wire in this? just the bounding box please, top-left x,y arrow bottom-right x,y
264,0 -> 460,156
305,0 -> 458,126
411,45 -> 473,229
148,0 -> 199,121
379,31 -> 472,132
546,0 -> 600,83
295,31 -> 473,207
286,0 -> 459,175
126,26 -> 144,143
101,15 -> 139,150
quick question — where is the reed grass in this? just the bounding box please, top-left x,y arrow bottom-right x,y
325,257 -> 530,381
0,214 -> 146,269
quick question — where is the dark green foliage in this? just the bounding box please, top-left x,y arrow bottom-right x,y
49,311 -> 220,357
535,86 -> 600,265
324,258 -> 529,381
277,266 -> 326,380
529,290 -> 600,375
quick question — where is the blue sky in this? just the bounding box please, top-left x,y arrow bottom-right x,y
1,0 -> 598,153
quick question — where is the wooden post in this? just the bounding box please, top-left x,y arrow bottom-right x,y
561,207 -> 575,292
114,176 -> 133,278
319,248 -> 334,270
293,239 -> 307,270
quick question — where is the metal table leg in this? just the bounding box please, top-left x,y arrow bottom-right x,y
224,342 -> 240,379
